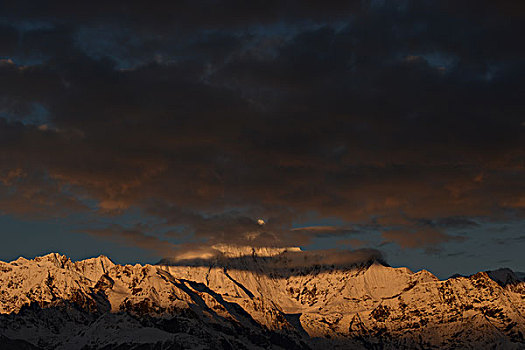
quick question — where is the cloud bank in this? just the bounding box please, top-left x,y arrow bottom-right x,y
0,1 -> 523,256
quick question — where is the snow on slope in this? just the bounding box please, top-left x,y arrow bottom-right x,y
1,247 -> 525,349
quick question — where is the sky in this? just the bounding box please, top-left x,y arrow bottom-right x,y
0,1 -> 524,278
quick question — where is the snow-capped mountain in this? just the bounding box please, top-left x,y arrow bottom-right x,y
1,246 -> 524,349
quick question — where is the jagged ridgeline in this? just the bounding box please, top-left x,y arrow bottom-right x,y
0,247 -> 524,349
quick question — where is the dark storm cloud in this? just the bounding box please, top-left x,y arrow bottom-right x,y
85,224 -> 178,257
1,1 -> 361,30
381,227 -> 464,250
0,1 -> 523,256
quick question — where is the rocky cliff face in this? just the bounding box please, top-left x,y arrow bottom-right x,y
1,247 -> 524,349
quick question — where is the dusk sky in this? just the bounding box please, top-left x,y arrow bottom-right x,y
0,1 -> 524,278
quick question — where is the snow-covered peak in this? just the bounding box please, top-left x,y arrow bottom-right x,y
76,255 -> 114,267
38,252 -> 68,261
7,253 -> 70,269
35,252 -> 70,267
74,255 -> 115,282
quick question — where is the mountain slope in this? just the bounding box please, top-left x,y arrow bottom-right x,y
1,248 -> 524,349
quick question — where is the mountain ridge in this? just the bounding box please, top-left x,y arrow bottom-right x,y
1,250 -> 524,349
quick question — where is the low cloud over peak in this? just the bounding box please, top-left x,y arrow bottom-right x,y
160,243 -> 384,273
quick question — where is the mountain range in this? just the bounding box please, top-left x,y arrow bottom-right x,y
1,246 -> 524,349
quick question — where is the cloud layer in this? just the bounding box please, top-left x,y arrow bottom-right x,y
0,1 -> 523,256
